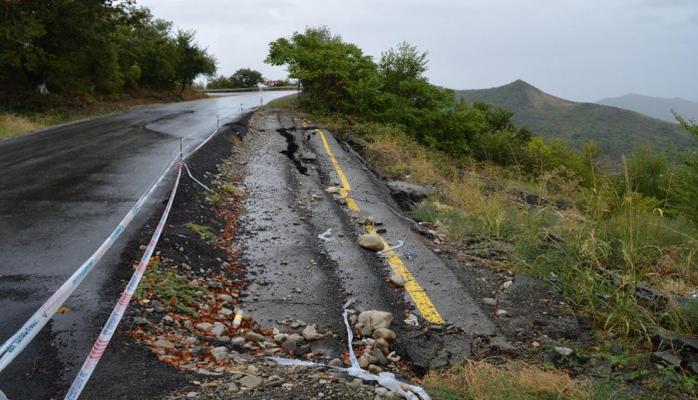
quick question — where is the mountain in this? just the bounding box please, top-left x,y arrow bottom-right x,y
454,80 -> 696,165
598,93 -> 698,123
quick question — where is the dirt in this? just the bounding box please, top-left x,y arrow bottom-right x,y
74,106 -> 623,400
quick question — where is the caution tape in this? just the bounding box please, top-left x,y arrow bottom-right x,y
0,116 -> 223,375
269,299 -> 431,400
0,155 -> 178,372
64,164 -> 182,400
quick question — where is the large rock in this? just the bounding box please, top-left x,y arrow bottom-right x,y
358,310 -> 392,332
239,375 -> 262,389
386,181 -> 435,210
302,324 -> 324,341
357,234 -> 385,251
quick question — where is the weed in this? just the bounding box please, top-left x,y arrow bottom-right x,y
135,261 -> 207,316
185,222 -> 218,242
423,360 -> 600,400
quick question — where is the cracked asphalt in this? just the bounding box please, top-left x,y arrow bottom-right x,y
0,91 -> 294,399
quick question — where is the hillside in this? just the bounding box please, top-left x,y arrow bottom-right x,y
455,80 -> 696,165
598,93 -> 698,123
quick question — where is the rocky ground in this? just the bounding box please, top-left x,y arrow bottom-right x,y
112,106 -> 697,400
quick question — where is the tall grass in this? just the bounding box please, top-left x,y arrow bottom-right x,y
423,360 -> 602,400
337,118 -> 698,340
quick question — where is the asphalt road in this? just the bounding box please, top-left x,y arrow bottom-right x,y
0,91 -> 294,398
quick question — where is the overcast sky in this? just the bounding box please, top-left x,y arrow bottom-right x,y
139,0 -> 698,102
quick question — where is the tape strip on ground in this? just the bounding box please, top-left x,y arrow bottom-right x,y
0,156 -> 178,371
269,299 -> 430,400
64,164 -> 182,400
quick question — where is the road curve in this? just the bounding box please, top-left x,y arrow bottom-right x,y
0,91 -> 294,398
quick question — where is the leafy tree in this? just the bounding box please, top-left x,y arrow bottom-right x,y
174,30 -> 216,94
230,68 -> 263,88
266,26 -> 378,112
0,1 -> 216,108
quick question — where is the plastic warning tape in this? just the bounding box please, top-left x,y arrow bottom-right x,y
0,155 -> 179,372
64,164 -> 182,400
0,118 -> 225,373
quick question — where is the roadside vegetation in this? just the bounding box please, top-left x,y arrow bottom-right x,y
207,68 -> 264,89
0,1 -> 216,138
266,26 -> 698,398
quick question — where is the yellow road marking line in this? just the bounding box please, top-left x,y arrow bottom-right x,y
311,123 -> 444,324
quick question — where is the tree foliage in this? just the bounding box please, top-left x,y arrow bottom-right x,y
0,0 -> 216,108
207,68 -> 264,89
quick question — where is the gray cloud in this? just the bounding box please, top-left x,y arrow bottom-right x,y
139,0 -> 698,102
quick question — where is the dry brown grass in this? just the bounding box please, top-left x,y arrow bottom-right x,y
424,360 -> 595,400
0,114 -> 48,139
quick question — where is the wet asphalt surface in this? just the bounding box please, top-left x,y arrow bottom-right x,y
237,111 -> 495,370
0,91 -> 294,399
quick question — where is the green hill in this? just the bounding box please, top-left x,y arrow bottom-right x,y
455,80 -> 696,165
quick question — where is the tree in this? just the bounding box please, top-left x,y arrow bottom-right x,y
379,42 -> 429,94
0,1 -> 217,108
266,26 -> 378,112
174,30 -> 216,94
230,68 -> 263,88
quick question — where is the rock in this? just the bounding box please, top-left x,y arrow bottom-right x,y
361,326 -> 374,337
154,338 -> 175,349
185,392 -> 198,398
151,300 -> 165,313
219,307 -> 233,316
385,181 -> 434,210
496,309 -> 509,317
329,358 -> 343,367
325,186 -> 342,194
359,354 -> 371,369
357,234 -> 385,251
368,364 -> 382,374
358,310 -> 393,331
501,280 -> 513,290
265,375 -> 284,386
282,339 -> 298,354
482,297 -> 498,306
290,320 -> 305,329
230,336 -> 246,348
239,375 -> 262,389
133,317 -> 149,325
210,346 -> 229,361
195,322 -> 212,332
652,351 -> 682,367
388,274 -> 404,287
370,347 -> 388,365
375,338 -> 390,353
274,334 -> 287,343
225,382 -> 239,392
245,331 -> 265,343
217,294 -> 233,302
554,346 -> 574,357
302,324 -> 324,341
288,333 -> 304,343
372,328 -> 396,341
211,322 -> 226,337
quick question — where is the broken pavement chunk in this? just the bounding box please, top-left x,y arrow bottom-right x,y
357,234 -> 384,251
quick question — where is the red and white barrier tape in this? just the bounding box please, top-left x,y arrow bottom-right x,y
0,155 -> 178,371
64,163 -> 182,400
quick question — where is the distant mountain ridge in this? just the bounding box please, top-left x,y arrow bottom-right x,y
454,80 -> 696,165
598,93 -> 698,123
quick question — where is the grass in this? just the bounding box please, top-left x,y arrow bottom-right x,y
185,222 -> 218,242
298,111 -> 698,397
0,88 -> 208,140
423,360 -> 603,400
0,113 -> 67,139
135,260 -> 207,316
